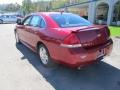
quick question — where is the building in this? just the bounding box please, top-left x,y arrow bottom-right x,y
88,0 -> 120,26
56,0 -> 120,26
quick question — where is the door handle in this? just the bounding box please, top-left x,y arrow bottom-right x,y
34,31 -> 38,34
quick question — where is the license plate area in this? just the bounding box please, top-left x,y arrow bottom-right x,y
97,49 -> 105,58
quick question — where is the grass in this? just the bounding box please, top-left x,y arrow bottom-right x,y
109,26 -> 120,36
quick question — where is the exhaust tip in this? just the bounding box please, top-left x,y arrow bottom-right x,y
77,67 -> 81,70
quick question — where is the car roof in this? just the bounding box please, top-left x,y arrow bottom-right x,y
31,12 -> 72,16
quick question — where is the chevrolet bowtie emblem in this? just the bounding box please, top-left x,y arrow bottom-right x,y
97,34 -> 101,37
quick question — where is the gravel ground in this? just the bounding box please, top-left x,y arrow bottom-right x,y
0,24 -> 120,90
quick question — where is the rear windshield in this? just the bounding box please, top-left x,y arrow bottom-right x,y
50,13 -> 92,27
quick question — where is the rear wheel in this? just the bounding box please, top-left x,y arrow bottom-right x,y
38,44 -> 56,67
15,31 -> 21,44
0,20 -> 3,24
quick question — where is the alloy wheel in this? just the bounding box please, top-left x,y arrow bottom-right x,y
39,46 -> 49,65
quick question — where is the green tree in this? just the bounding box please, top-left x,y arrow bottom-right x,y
51,0 -> 69,9
22,0 -> 32,14
22,0 -> 51,13
1,3 -> 21,12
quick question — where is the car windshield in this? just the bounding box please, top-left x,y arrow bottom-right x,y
50,13 -> 92,27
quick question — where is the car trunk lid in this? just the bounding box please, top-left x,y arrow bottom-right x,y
71,26 -> 110,48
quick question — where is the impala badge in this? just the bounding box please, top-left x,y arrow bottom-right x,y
97,34 -> 101,37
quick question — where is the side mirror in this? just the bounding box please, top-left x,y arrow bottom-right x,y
16,18 -> 22,25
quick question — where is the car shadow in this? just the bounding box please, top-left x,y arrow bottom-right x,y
16,44 -> 120,90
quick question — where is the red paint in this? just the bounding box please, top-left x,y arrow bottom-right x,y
15,12 -> 113,68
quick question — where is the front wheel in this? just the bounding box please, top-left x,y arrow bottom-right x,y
38,44 -> 56,67
0,20 -> 3,24
15,31 -> 21,44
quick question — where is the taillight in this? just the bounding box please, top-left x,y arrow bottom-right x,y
60,33 -> 82,48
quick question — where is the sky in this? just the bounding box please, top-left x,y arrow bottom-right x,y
0,0 -> 51,5
0,0 -> 22,5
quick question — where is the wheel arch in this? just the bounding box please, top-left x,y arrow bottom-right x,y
36,41 -> 46,53
36,41 -> 56,67
14,29 -> 18,35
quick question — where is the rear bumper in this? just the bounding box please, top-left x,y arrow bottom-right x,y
51,39 -> 113,68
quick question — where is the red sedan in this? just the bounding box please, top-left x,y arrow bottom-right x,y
15,12 -> 113,68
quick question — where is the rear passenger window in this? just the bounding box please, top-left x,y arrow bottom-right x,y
30,16 -> 41,27
40,19 -> 46,28
6,15 -> 9,18
30,15 -> 46,28
11,15 -> 16,18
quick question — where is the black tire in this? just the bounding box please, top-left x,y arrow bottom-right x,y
15,31 -> 21,44
38,44 -> 56,67
0,19 -> 3,24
